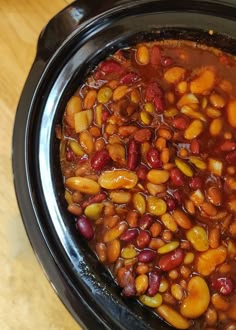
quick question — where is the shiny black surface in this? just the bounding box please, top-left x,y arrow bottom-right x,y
12,1 -> 236,329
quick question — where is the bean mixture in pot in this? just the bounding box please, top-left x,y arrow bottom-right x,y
58,40 -> 236,329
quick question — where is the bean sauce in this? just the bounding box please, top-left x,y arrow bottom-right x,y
59,40 -> 236,330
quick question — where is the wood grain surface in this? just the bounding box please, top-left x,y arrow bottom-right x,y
0,1 -> 81,329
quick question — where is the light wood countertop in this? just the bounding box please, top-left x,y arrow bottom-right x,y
0,1 -> 81,329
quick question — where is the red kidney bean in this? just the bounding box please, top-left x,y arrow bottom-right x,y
190,139 -> 200,154
146,148 -> 162,168
82,192 -> 107,208
128,140 -> 140,170
101,109 -> 110,122
136,164 -> 148,181
166,197 -> 177,212
66,149 -> 74,162
120,72 -> 139,84
173,116 -> 190,130
99,60 -> 124,74
76,216 -> 94,241
226,151 -> 236,165
147,271 -> 161,296
120,228 -> 139,242
153,95 -> 165,113
136,230 -> 151,249
211,277 -> 234,295
173,191 -> 182,205
158,248 -> 184,271
220,141 -> 236,152
139,214 -> 154,230
145,81 -> 163,102
161,56 -> 173,67
189,176 -> 203,190
122,284 -> 136,297
138,249 -> 156,263
170,168 -> 185,186
150,45 -> 161,66
134,128 -> 152,143
91,150 -> 111,171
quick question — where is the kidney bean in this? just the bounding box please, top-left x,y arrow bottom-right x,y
153,96 -> 165,113
220,141 -> 236,152
139,214 -> 154,230
146,148 -> 162,168
173,116 -> 190,130
122,284 -> 136,297
138,249 -> 156,263
101,109 -> 110,122
134,128 -> 152,143
66,149 -> 75,162
226,151 -> 236,165
91,150 -> 111,171
120,72 -> 139,84
82,192 -> 107,208
76,216 -> 94,241
136,164 -> 148,181
147,271 -> 161,296
190,139 -> 200,154
127,140 -> 140,170
158,248 -> 185,271
173,191 -> 182,205
166,197 -> 177,212
145,81 -> 163,102
150,45 -> 161,65
189,176 -> 203,190
136,230 -> 152,249
211,277 -> 234,295
161,56 -> 173,67
99,60 -> 124,74
120,228 -> 139,242
170,168 -> 185,187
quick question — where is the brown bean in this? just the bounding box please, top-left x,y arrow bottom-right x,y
107,239 -> 121,263
104,215 -> 120,228
150,222 -> 162,237
95,243 -> 107,263
136,264 -> 149,275
134,128 -> 152,142
126,210 -> 139,228
67,203 -> 82,216
209,228 -> 220,248
118,125 -> 138,137
172,209 -> 192,229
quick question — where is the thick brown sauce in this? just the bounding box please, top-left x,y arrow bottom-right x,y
60,40 -> 236,330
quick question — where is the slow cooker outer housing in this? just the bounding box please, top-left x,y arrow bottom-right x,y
12,0 -> 236,329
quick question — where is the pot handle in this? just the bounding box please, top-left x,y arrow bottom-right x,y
36,0 -> 132,61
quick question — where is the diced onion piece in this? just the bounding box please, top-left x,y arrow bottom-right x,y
190,189 -> 205,206
208,158 -> 223,176
74,109 -> 93,133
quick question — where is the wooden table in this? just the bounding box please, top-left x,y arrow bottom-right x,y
0,1 -> 80,329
